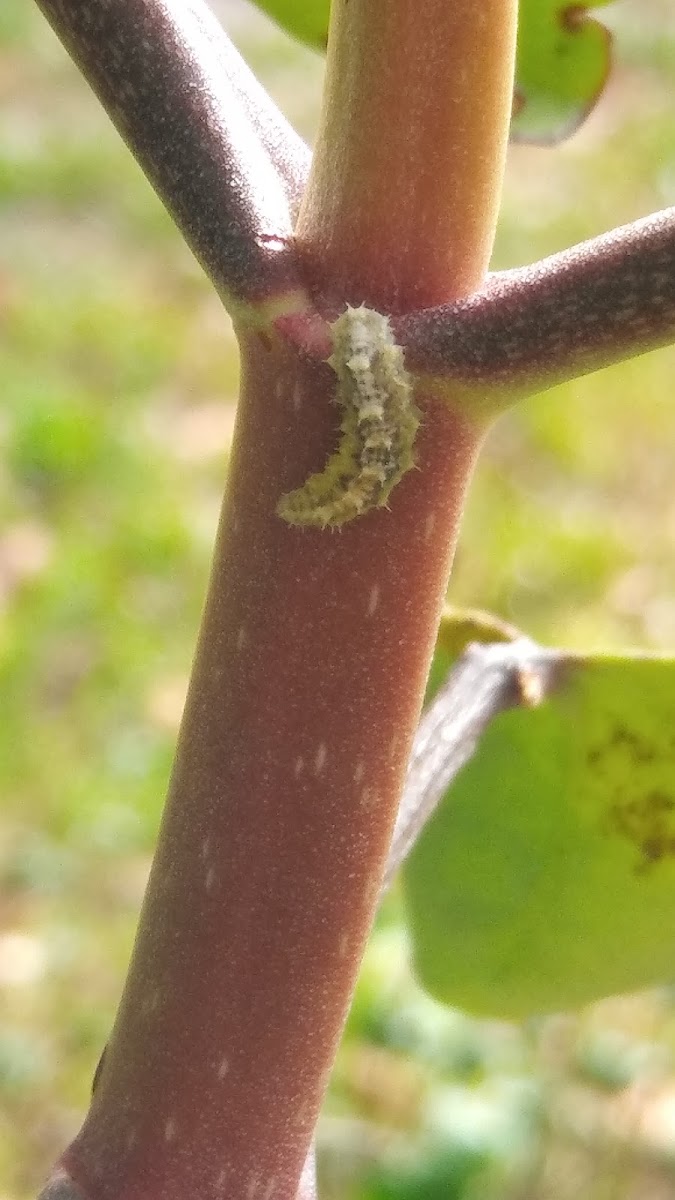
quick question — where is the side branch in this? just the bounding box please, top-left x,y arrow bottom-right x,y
396,208 -> 675,405
384,639 -> 562,888
36,0 -> 311,308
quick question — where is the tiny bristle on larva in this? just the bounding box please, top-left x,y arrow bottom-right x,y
276,305 -> 420,528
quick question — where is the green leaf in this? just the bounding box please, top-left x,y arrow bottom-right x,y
405,651 -> 675,1018
512,0 -> 614,143
424,606 -> 520,702
249,0 -> 613,142
251,0 -> 328,51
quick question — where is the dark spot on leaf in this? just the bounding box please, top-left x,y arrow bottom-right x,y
563,6 -> 586,35
608,725 -> 655,764
607,790 -> 675,873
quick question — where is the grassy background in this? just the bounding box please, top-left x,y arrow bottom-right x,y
1,1 -> 675,1197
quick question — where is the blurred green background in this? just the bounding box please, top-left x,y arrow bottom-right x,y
1,1 -> 675,1197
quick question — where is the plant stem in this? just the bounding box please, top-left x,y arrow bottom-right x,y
36,0 -> 309,306
396,207 -> 675,406
297,0 -> 518,310
385,638 -> 563,888
51,338 -> 482,1200
37,2 -> 517,1198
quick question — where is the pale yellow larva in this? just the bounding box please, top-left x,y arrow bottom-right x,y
276,305 -> 420,528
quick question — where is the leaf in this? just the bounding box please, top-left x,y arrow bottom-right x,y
248,0 -> 614,142
251,0 -> 328,52
404,650 -> 675,1018
424,606 -> 520,702
511,0 -> 614,144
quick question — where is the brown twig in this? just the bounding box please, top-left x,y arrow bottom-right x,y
395,207 -> 675,405
36,0 -> 310,307
384,639 -> 564,888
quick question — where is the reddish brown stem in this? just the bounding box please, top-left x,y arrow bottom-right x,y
36,1 -> 516,1197
297,0 -> 517,310
395,207 -> 675,406
49,337 -> 483,1200
35,0 -> 308,305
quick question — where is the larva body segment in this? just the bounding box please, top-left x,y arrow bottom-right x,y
277,305 -> 420,528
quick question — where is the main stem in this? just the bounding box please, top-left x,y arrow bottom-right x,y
43,3 -> 516,1199
297,0 -> 516,309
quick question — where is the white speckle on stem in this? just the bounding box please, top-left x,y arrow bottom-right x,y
205,866 -> 216,893
201,836 -> 211,860
424,511 -> 436,542
236,626 -> 247,652
293,756 -> 304,778
217,1055 -> 230,1080
142,988 -> 161,1016
246,1171 -> 260,1198
216,1167 -> 229,1191
339,932 -> 349,958
367,583 -> 381,617
353,760 -> 365,785
314,742 -> 328,775
126,1129 -> 137,1151
360,786 -> 378,811
262,1177 -> 278,1200
292,382 -> 302,411
164,1116 -> 177,1142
